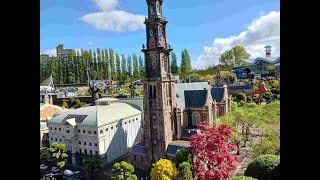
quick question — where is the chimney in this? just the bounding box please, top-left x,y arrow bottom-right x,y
265,45 -> 272,57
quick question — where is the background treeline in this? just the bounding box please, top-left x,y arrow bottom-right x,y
40,48 -> 145,85
40,48 -> 195,85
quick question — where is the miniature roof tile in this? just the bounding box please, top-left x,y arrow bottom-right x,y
47,102 -> 142,127
174,82 -> 211,108
131,145 -> 146,155
229,84 -> 253,90
211,87 -> 226,102
167,144 -> 189,156
184,90 -> 208,108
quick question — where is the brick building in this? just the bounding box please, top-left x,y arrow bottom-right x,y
130,0 -> 231,170
40,94 -> 64,148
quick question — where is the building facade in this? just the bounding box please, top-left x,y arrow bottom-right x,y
47,98 -> 142,166
56,44 -> 74,59
40,94 -> 64,148
242,46 -> 280,75
130,0 -> 232,170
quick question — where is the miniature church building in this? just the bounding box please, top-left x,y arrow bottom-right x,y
130,0 -> 231,170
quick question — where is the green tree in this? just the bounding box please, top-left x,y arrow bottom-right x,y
132,53 -> 139,77
40,55 -> 44,83
236,93 -> 247,103
184,73 -> 201,82
121,54 -> 127,75
66,52 -> 75,84
97,48 -> 102,79
174,148 -> 192,168
116,53 -> 121,80
150,159 -> 178,180
180,49 -> 192,72
127,55 -> 132,77
111,161 -> 137,180
177,162 -> 193,180
84,154 -> 103,179
48,142 -> 68,169
171,51 -> 179,74
50,56 -> 56,81
219,46 -> 250,70
139,55 -> 144,78
109,48 -> 116,80
104,49 -> 110,79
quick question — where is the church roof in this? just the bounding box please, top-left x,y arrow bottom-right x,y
174,82 -> 211,108
229,84 -> 253,90
131,145 -> 146,155
167,141 -> 190,156
211,87 -> 226,102
184,90 -> 208,108
47,102 -> 142,127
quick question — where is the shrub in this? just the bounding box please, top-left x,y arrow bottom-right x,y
236,93 -> 247,103
174,148 -> 192,168
244,154 -> 280,180
62,101 -> 68,108
177,162 -> 193,180
150,159 -> 178,180
247,96 -> 253,103
230,176 -> 257,180
270,88 -> 280,94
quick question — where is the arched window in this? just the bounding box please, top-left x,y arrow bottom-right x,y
183,112 -> 188,128
192,112 -> 201,126
153,85 -> 157,98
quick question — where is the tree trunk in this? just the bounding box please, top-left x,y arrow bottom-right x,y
236,142 -> 240,155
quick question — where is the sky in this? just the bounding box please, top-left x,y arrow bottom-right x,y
40,0 -> 280,69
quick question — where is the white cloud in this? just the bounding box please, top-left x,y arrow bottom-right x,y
92,0 -> 118,12
88,41 -> 94,46
195,11 -> 280,69
42,49 -> 57,57
81,0 -> 145,32
81,11 -> 145,32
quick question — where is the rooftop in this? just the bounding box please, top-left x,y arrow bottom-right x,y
184,90 -> 208,108
175,82 -> 211,108
211,87 -> 226,102
47,102 -> 142,127
242,57 -> 280,65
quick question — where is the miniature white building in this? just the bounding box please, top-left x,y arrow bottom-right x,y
47,98 -> 142,166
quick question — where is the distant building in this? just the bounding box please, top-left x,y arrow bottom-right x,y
47,98 -> 142,166
232,67 -> 255,79
56,44 -> 74,59
229,83 -> 254,96
41,54 -> 50,61
242,45 -> 280,75
40,94 -> 64,148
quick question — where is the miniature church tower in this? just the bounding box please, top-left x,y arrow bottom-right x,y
141,0 -> 177,166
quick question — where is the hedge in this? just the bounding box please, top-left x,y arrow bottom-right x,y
244,154 -> 280,180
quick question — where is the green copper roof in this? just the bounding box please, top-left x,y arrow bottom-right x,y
47,102 -> 142,127
174,82 -> 211,108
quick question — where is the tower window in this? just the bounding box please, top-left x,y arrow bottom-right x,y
149,85 -> 153,98
153,85 -> 157,98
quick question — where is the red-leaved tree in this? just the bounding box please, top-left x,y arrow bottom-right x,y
190,123 -> 240,180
